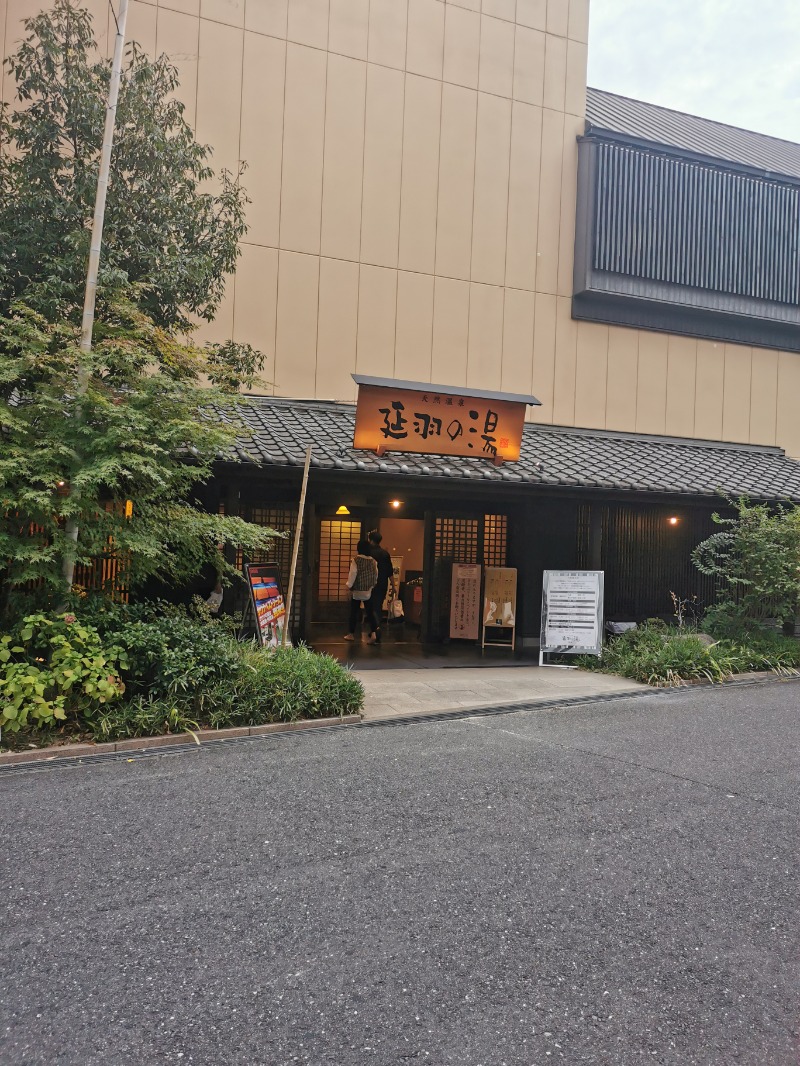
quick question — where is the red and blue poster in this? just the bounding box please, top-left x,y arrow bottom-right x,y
246,564 -> 290,648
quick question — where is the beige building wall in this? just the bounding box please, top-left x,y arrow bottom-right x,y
2,0 -> 798,457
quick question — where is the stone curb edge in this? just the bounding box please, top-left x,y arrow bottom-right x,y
0,715 -> 362,767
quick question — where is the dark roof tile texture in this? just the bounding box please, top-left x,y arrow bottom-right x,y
586,87 -> 800,180
229,397 -> 800,502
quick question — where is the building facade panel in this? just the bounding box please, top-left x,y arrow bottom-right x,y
396,270 -> 435,382
239,31 -> 286,249
442,3 -> 479,90
320,52 -> 367,262
748,350 -> 779,447
328,0 -> 369,60
435,83 -> 478,281
604,326 -> 638,432
316,257 -> 359,401
232,243 -> 279,393
431,277 -> 470,385
664,335 -> 698,440
573,319 -> 607,429
3,0 -> 799,456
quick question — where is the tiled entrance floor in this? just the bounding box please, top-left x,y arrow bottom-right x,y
308,627 -> 647,720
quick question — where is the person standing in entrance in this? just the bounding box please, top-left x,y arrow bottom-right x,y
344,539 -> 379,643
368,530 -> 396,644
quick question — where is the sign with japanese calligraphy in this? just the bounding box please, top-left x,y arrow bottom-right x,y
450,563 -> 482,640
483,567 -> 517,629
540,570 -> 604,658
247,564 -> 290,649
353,383 -> 528,462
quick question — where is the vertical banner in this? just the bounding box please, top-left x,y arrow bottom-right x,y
450,563 -> 482,640
383,556 -> 404,611
482,567 -> 517,649
247,564 -> 289,648
483,567 -> 517,629
540,570 -> 604,660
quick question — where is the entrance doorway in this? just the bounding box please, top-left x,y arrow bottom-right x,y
373,516 -> 426,632
308,507 -> 522,666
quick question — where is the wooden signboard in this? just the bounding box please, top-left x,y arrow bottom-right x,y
482,566 -> 517,650
246,563 -> 289,648
352,376 -> 539,464
450,563 -> 482,640
539,570 -> 604,666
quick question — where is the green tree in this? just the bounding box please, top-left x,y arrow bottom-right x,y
692,498 -> 800,633
0,2 -> 273,613
0,1 -> 246,331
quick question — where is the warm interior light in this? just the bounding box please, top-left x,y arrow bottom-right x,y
668,516 -> 679,525
390,499 -> 402,509
335,505 -> 350,515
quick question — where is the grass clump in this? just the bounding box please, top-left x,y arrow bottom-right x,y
577,620 -> 800,686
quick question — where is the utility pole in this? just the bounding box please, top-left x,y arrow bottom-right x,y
62,0 -> 130,592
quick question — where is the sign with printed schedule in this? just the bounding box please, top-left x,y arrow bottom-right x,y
246,564 -> 289,648
540,570 -> 604,662
450,563 -> 482,641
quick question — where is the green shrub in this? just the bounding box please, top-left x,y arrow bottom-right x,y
692,498 -> 800,629
578,621 -> 800,686
80,598 -> 242,712
0,613 -> 127,732
114,613 -> 242,706
1,599 -> 364,743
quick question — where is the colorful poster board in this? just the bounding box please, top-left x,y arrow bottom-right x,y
540,570 -> 604,662
482,567 -> 517,649
246,563 -> 289,648
450,563 -> 482,640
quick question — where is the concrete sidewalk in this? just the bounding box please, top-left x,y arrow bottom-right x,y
355,664 -> 647,720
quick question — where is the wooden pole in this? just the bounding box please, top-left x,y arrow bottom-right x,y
62,0 -> 130,592
282,446 -> 312,646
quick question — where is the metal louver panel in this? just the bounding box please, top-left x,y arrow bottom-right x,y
593,142 -> 800,307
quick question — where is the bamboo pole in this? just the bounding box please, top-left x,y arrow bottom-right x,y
282,446 -> 312,646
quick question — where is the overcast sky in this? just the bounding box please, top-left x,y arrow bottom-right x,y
588,0 -> 800,143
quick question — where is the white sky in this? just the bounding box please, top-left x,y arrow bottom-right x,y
587,0 -> 800,143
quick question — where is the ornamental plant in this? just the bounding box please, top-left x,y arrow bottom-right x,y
0,612 -> 127,732
691,498 -> 800,633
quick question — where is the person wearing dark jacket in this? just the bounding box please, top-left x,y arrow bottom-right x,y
344,539 -> 379,643
368,530 -> 396,644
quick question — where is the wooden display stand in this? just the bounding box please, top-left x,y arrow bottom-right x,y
481,567 -> 517,651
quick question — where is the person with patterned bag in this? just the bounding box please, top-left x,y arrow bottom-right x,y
343,539 -> 379,644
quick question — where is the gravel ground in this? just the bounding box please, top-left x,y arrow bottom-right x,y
2,680 -> 799,1065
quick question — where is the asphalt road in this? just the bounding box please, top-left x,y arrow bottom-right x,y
2,681 -> 799,1066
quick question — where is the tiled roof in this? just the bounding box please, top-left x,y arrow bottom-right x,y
227,397 -> 800,502
586,87 -> 800,180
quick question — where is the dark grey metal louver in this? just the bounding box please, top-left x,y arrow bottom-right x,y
573,133 -> 800,351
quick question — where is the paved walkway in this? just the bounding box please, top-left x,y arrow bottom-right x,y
354,664 -> 646,720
